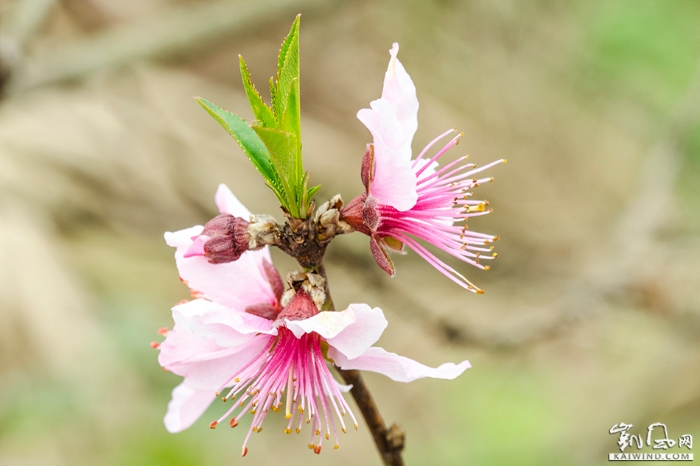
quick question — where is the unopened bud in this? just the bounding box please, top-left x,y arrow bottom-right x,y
199,214 -> 250,264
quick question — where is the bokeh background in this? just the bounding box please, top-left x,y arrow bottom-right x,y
1,0 -> 699,465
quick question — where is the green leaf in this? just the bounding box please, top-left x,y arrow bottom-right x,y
280,78 -> 301,141
274,17 -> 300,122
306,184 -> 320,205
195,97 -> 286,203
253,127 -> 300,216
239,56 -> 276,128
269,76 -> 277,115
277,15 -> 300,85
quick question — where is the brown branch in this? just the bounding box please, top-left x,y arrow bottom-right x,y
335,368 -> 405,466
315,263 -> 405,466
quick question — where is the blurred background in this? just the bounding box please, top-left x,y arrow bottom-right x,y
0,0 -> 699,464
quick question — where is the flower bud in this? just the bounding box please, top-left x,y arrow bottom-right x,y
200,214 -> 250,264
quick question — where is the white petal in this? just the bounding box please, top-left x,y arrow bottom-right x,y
164,383 -> 216,433
215,183 -> 251,218
326,304 -> 387,360
284,308 -> 357,339
329,346 -> 471,383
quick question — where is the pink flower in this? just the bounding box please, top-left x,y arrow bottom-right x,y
341,43 -> 506,293
158,185 -> 471,455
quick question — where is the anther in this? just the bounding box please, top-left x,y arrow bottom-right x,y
334,444 -> 339,450
296,428 -> 301,434
354,424 -> 358,430
325,433 -> 330,440
492,253 -> 498,258
284,428 -> 292,434
257,427 -> 262,433
314,445 -> 322,455
241,446 -> 248,457
249,409 -> 256,415
476,289 -> 485,295
209,421 -> 218,429
308,444 -> 314,449
150,341 -> 160,349
342,428 -> 347,433
315,429 -> 320,435
222,397 -> 227,402
230,418 -> 238,428
157,327 -> 169,335
484,265 -> 490,271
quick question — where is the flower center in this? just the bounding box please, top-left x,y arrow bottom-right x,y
210,327 -> 357,456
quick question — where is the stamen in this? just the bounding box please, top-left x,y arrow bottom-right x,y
285,364 -> 294,418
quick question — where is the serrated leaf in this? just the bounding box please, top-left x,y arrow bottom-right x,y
196,97 -> 287,205
277,15 -> 300,84
281,77 -> 301,140
239,56 -> 276,128
269,76 -> 277,115
253,126 -> 300,216
274,19 -> 300,122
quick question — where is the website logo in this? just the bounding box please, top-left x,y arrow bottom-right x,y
609,423 -> 693,462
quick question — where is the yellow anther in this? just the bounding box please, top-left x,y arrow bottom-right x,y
325,433 -> 330,440
354,424 -> 358,430
298,406 -> 304,414
249,409 -> 256,415
484,266 -> 490,271
492,253 -> 498,258
315,429 -> 320,435
334,444 -> 339,450
503,159 -> 508,163
296,428 -> 301,434
476,289 -> 485,295
234,378 -> 239,383
308,444 -> 315,449
215,391 -> 220,397
342,428 -> 347,433
222,397 -> 227,402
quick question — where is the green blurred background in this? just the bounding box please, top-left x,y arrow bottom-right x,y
0,0 -> 699,465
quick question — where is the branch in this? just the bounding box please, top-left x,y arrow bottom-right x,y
317,263 -> 405,466
335,368 -> 405,466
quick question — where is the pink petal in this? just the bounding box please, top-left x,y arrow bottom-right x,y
164,227 -> 275,310
165,225 -> 204,248
326,304 -> 387,360
162,328 -> 273,390
164,383 -> 217,433
159,324 -> 232,368
357,102 -> 417,211
357,44 -> 421,212
183,234 -> 209,258
329,346 -> 471,383
172,299 -> 275,347
214,184 -> 251,218
381,43 -> 418,141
